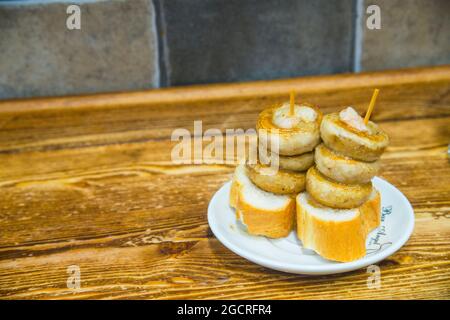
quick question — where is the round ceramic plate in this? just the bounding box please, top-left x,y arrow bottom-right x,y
208,177 -> 414,275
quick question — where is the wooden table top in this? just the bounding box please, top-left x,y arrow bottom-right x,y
0,66 -> 449,300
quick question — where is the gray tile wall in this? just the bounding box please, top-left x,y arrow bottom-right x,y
0,0 -> 449,99
359,0 -> 450,71
0,0 -> 159,99
157,0 -> 354,86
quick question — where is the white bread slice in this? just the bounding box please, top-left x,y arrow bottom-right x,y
296,189 -> 381,262
230,164 -> 295,238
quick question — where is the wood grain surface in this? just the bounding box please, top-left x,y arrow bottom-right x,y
0,66 -> 449,299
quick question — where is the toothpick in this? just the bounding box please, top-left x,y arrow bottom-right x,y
364,89 -> 379,124
289,91 -> 295,116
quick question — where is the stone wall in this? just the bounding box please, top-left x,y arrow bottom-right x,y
0,0 -> 449,99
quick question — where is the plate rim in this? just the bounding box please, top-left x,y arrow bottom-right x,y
208,177 -> 415,275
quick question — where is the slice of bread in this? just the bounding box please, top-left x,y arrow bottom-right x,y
296,190 -> 381,262
230,164 -> 295,238
360,189 -> 381,234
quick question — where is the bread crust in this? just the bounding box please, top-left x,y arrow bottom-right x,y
296,191 -> 381,262
246,162 -> 306,194
360,189 -> 381,234
320,113 -> 389,161
230,164 -> 295,238
259,150 -> 314,172
306,166 -> 372,209
315,143 -> 380,184
257,103 -> 322,156
237,198 -> 295,238
229,179 -> 240,209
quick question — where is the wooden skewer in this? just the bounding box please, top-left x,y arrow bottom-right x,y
289,91 -> 295,116
364,88 -> 379,124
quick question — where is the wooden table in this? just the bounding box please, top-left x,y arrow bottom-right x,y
0,66 -> 449,300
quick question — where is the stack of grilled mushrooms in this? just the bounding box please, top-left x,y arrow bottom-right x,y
230,91 -> 390,262
230,96 -> 322,238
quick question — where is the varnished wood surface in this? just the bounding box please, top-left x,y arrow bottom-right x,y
0,66 -> 449,299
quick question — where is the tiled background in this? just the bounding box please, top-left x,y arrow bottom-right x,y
0,0 -> 449,99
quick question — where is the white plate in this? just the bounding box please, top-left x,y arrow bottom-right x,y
208,177 -> 414,275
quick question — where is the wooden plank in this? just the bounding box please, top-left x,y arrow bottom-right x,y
0,67 -> 449,154
0,66 -> 449,299
0,66 -> 449,113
